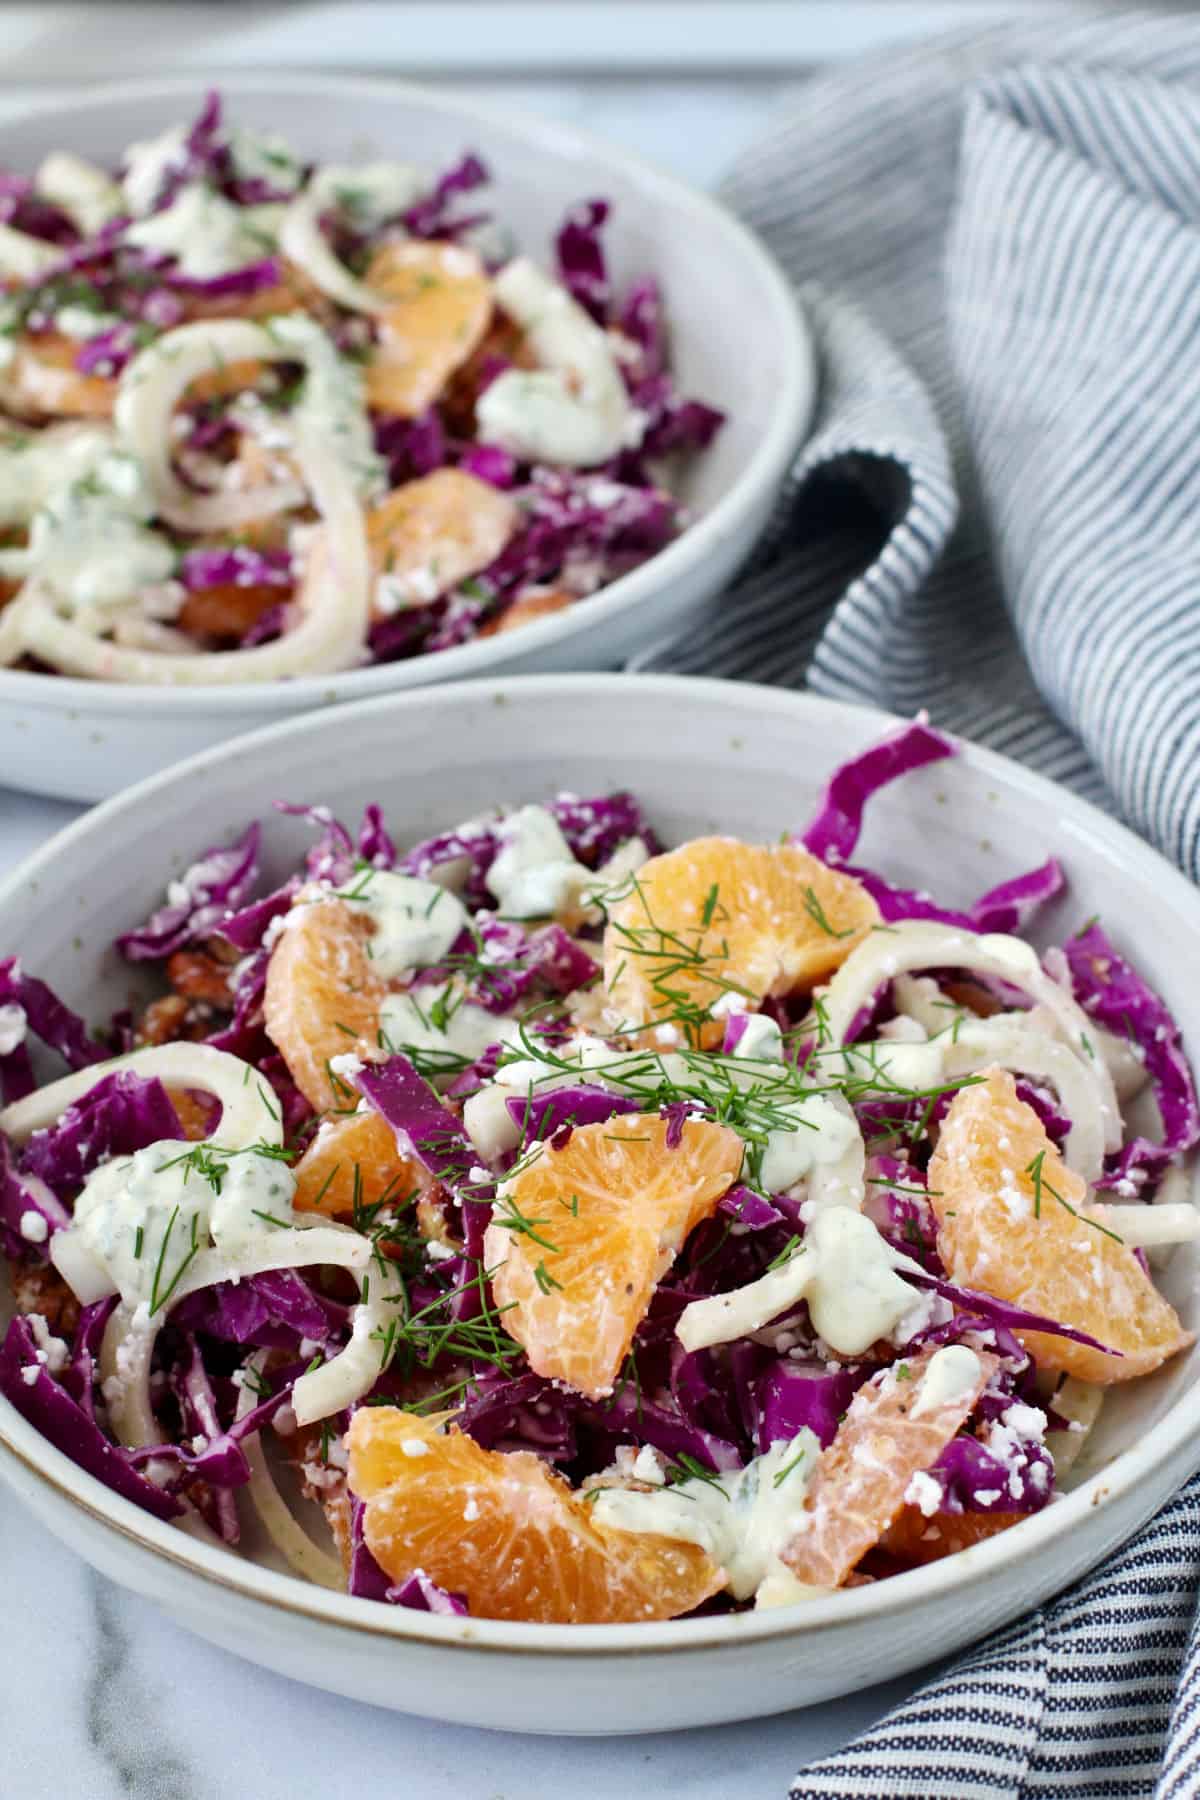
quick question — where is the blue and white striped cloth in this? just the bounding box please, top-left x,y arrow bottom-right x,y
639,11 -> 1200,1796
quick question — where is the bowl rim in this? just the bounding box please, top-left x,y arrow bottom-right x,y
3,670 -> 1199,1656
0,71 -> 814,717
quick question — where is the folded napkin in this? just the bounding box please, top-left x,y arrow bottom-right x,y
636,10 -> 1200,1795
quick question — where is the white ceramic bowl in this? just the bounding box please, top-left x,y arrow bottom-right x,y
2,674 -> 1197,1735
0,75 -> 815,804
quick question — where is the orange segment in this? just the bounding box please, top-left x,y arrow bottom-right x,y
485,1114 -> 743,1399
366,469 -> 517,618
165,1088 -> 218,1141
602,838 -> 879,1044
478,587 -> 573,638
293,1107 -> 423,1218
364,240 -> 493,416
263,898 -> 385,1111
782,1346 -> 996,1587
1,333 -> 115,418
928,1069 -> 1192,1384
347,1408 -> 723,1623
879,1506 -> 1023,1568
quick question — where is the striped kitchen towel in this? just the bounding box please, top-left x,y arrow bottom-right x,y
634,11 -> 1200,1797
640,7 -> 1200,875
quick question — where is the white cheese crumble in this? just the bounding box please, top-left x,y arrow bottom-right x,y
328,869 -> 470,979
485,805 -> 590,920
0,1002 -> 27,1055
904,1470 -> 943,1518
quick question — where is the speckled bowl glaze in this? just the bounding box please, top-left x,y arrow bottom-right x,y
0,76 -> 815,802
1,675 -> 1198,1734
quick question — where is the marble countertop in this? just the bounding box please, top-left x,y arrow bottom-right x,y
0,33 -> 969,1795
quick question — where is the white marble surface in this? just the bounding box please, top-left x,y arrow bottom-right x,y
0,44 -> 961,1798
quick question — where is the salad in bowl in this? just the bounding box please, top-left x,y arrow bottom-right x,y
0,89 -> 721,685
2,718 -> 1195,1626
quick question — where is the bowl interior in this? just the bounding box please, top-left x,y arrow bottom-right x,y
2,675 -> 1198,1625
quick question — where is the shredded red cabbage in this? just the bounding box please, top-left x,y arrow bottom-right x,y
457,444 -> 517,489
180,546 -> 293,592
0,958 -> 107,1101
504,1085 -> 640,1145
401,152 -> 489,240
555,198 -> 611,323
755,1360 -> 867,1452
355,1055 -> 489,1199
375,410 -> 446,486
116,823 -> 261,961
0,1132 -> 71,1260
0,1315 -> 183,1520
173,1269 -> 344,1349
928,1429 -> 1053,1516
1065,922 -> 1200,1193
19,1071 -> 184,1196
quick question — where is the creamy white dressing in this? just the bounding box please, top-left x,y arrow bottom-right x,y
0,222 -> 63,280
911,1344 -> 983,1418
730,1013 -> 785,1063
65,1140 -> 299,1308
485,805 -> 591,919
319,868 -> 469,978
120,123 -> 190,215
477,258 -> 634,467
310,161 -> 427,230
0,440 -> 175,614
269,313 -> 384,500
756,1091 -> 862,1199
379,984 -> 518,1072
676,1206 -> 918,1357
124,181 -> 277,280
35,151 -> 123,237
54,305 -> 122,342
228,127 -> 305,197
591,1429 -> 820,1604
32,1045 -> 286,1309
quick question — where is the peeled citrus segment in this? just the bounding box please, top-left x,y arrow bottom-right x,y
782,1345 -> 996,1588
263,897 -> 385,1111
478,587 -> 572,638
347,1407 -> 723,1623
602,837 -> 879,1044
184,357 -> 274,406
293,1107 -> 422,1218
928,1069 -> 1192,1384
0,333 -> 116,417
879,1506 -> 1023,1568
165,1087 -> 218,1141
366,469 -> 517,618
364,240 -> 493,416
485,1113 -> 743,1400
